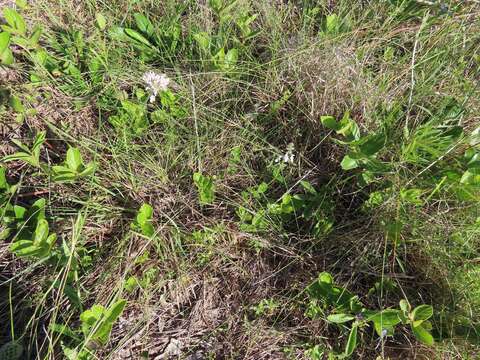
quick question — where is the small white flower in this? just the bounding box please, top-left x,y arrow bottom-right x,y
275,143 -> 295,164
142,71 -> 170,103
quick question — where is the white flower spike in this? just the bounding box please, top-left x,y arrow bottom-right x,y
142,71 -> 170,103
276,143 -> 295,164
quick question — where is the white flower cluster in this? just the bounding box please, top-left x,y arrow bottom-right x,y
142,71 -> 170,103
276,143 -> 295,164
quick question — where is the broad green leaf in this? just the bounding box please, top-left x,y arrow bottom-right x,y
33,219 -> 49,245
224,48 -> 238,66
0,47 -> 14,65
412,305 -> 433,322
66,147 -> 83,172
327,313 -> 355,324
358,133 -> 386,156
367,309 -> 401,336
399,299 -> 410,312
95,13 -> 107,31
79,163 -> 96,177
319,272 -> 333,285
3,8 -> 26,36
29,26 -> 42,48
9,96 -> 24,113
341,155 -> 358,170
137,203 -> 153,224
320,115 -> 339,131
326,14 -> 339,33
412,324 -> 434,346
345,325 -> 358,356
124,28 -> 153,47
134,13 -> 154,36
193,32 -> 210,52
0,32 -> 10,52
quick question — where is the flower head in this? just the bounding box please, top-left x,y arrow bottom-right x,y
275,143 -> 295,164
142,71 -> 170,103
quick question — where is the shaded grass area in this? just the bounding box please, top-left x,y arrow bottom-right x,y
1,0 -> 480,359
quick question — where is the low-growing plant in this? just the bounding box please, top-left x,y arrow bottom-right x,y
0,198 -> 46,241
108,99 -> 149,135
2,131 -> 46,169
0,7 -> 41,65
52,147 -> 96,182
131,203 -> 154,237
55,299 -> 127,360
193,172 -> 215,205
9,218 -> 57,259
305,272 -> 434,358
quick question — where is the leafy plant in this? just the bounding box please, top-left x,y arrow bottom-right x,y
306,272 -> 434,358
193,172 -> 215,205
108,100 -> 148,135
0,198 -> 46,241
1,7 -> 42,51
0,166 -> 18,205
131,203 -> 154,237
0,31 -> 14,65
111,10 -> 184,63
52,147 -> 96,182
2,131 -> 46,168
9,218 -> 57,259
58,299 -> 127,359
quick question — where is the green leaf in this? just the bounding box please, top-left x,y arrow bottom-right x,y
124,28 -> 153,47
104,299 -> 127,324
320,115 -> 340,131
193,172 -> 215,205
134,13 -> 154,36
193,32 -> 210,52
367,309 -> 401,336
412,305 -> 433,322
412,324 -> 434,346
9,96 -> 24,113
358,133 -> 386,156
399,299 -> 410,313
345,325 -> 358,357
224,48 -> 238,66
3,8 -> 26,36
0,32 -> 10,53
319,272 -> 333,285
33,219 -> 49,245
95,13 -> 107,31
0,47 -> 14,65
66,147 -> 83,172
16,0 -> 28,9
340,155 -> 359,170
327,313 -> 355,324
